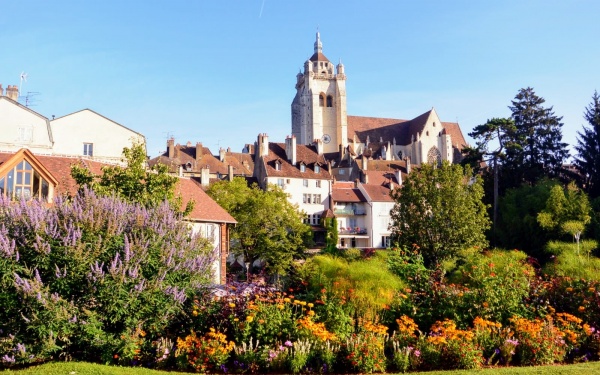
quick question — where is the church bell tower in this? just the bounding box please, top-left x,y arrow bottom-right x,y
291,32 -> 348,154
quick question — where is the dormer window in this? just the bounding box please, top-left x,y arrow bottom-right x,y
300,163 -> 306,172
314,164 -> 320,173
275,161 -> 282,171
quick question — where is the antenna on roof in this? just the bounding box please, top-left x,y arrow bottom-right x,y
19,72 -> 27,94
24,92 -> 40,107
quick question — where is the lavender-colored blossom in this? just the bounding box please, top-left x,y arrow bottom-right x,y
16,343 -> 26,355
2,355 -> 15,363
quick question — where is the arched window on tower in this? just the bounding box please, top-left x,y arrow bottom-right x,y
326,95 -> 333,107
427,146 -> 442,167
319,94 -> 325,107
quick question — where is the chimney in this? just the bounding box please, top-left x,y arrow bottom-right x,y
362,155 -> 368,171
219,147 -> 226,162
227,147 -> 231,153
174,144 -> 180,158
339,144 -> 345,161
405,156 -> 411,174
167,138 -> 175,159
0,84 -> 3,96
195,142 -> 203,164
285,135 -> 297,164
395,169 -> 403,186
361,170 -> 369,184
201,167 -> 210,187
228,165 -> 234,181
315,138 -> 323,155
178,165 -> 183,177
6,85 -> 18,101
258,133 -> 269,157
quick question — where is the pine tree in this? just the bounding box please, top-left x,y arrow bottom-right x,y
574,91 -> 600,199
506,87 -> 569,187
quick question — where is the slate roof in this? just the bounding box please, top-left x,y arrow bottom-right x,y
263,143 -> 332,180
309,52 -> 330,62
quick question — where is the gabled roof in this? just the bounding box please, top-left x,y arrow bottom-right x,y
262,143 -> 332,180
347,109 -> 467,150
358,160 -> 407,188
361,183 -> 394,203
175,178 -> 236,224
332,182 -> 366,203
0,96 -> 54,143
51,108 -> 145,138
0,149 -> 59,188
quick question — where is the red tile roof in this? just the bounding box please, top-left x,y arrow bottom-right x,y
262,143 -> 332,180
361,184 -> 394,202
347,109 -> 467,150
332,183 -> 366,203
175,178 -> 236,224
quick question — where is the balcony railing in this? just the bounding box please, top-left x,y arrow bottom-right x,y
333,208 -> 366,216
339,227 -> 368,235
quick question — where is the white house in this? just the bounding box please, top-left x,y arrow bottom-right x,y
331,181 -> 370,248
253,133 -> 333,246
50,109 -> 146,163
0,84 -> 145,164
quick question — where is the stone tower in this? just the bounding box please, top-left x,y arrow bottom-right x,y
291,32 -> 348,154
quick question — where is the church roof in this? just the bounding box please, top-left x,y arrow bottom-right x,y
309,52 -> 330,62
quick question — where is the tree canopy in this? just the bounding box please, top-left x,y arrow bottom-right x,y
206,177 -> 312,276
389,162 -> 490,269
71,142 -> 192,215
506,87 -> 569,187
574,91 -> 600,199
537,182 -> 591,242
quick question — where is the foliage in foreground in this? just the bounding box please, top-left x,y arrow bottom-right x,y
0,190 -> 215,365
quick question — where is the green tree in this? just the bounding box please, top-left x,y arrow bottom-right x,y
465,117 -> 519,243
71,142 -> 192,214
389,162 -> 490,269
496,180 -> 557,256
206,177 -> 312,276
506,87 -> 569,187
574,91 -> 600,199
537,182 -> 592,254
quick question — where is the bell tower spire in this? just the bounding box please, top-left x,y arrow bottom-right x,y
292,32 -> 348,154
314,30 -> 323,54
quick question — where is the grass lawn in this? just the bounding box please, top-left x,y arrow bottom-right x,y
2,361 -> 600,374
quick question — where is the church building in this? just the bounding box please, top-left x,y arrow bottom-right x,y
291,32 -> 467,176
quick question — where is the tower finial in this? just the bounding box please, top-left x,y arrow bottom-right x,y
314,29 -> 322,54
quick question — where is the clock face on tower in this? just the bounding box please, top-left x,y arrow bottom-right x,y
322,134 -> 331,144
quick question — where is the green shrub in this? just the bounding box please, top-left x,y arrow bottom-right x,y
0,190 -> 215,366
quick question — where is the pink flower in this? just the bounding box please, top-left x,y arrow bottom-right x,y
284,340 -> 293,347
414,350 -> 421,357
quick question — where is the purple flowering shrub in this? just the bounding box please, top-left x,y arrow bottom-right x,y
0,189 -> 215,366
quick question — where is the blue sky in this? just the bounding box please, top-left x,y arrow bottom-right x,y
1,0 -> 598,158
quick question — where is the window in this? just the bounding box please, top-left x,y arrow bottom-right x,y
316,180 -> 321,188
303,215 -> 310,224
339,169 -> 345,175
0,160 -> 50,201
275,161 -> 281,171
303,193 -> 312,204
326,95 -> 333,107
314,165 -> 320,173
382,236 -> 391,248
83,143 -> 94,156
277,178 -> 284,187
300,164 -> 306,172
303,179 -> 308,187
313,194 -> 321,204
312,215 -> 319,225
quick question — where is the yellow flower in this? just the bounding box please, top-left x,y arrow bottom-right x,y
307,303 -> 314,308
229,303 -> 236,308
578,306 -> 586,312
246,316 -> 254,322
284,298 -> 291,303
277,304 -> 284,310
192,310 -> 198,316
